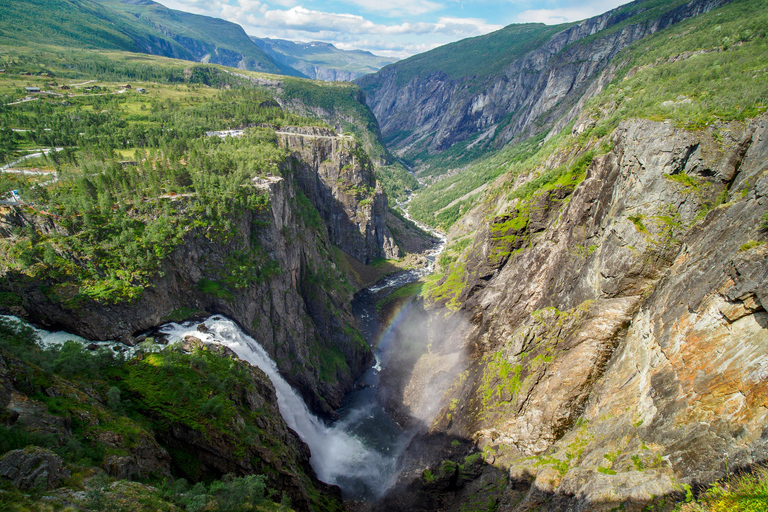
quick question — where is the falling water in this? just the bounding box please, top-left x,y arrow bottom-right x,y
159,316 -> 409,499
4,202 -> 446,502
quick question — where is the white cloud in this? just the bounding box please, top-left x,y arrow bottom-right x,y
516,8 -> 590,24
517,0 -> 628,24
241,6 -> 500,36
335,0 -> 444,16
136,0 -> 504,59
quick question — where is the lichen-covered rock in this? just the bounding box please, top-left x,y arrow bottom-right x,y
389,115 -> 768,510
278,126 -> 399,263
0,447 -> 70,490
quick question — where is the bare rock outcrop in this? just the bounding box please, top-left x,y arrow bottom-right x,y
0,447 -> 70,490
278,126 -> 399,263
389,115 -> 768,511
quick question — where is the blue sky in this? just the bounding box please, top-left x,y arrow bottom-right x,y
161,0 -> 630,59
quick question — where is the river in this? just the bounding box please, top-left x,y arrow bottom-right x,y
158,204 -> 445,500
12,202 -> 446,502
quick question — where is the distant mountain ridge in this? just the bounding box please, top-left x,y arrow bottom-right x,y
95,0 -> 304,76
252,37 -> 394,81
0,0 -> 303,77
357,0 -> 733,171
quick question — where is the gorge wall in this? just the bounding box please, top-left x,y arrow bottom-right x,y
0,131 -> 391,417
357,0 -> 732,162
382,115 -> 768,511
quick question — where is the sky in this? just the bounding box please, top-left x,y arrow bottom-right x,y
160,0 -> 632,60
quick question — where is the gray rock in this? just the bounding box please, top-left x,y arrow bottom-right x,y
0,447 -> 70,490
358,0 -> 730,161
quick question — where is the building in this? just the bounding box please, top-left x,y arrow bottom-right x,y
24,86 -> 40,93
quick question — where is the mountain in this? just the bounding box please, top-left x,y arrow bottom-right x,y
95,0 -> 304,76
0,0 -> 196,60
251,37 -> 394,81
362,0 -> 768,509
356,0 -> 733,173
2,0 -> 768,509
0,0 -> 300,76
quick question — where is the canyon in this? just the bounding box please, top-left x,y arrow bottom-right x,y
0,0 -> 767,510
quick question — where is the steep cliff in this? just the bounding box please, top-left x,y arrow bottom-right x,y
357,0 -> 732,168
0,322 -> 341,511
277,126 -> 399,263
0,134 -> 386,417
382,115 -> 768,511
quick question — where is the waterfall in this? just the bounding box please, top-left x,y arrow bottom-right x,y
159,317 -> 407,499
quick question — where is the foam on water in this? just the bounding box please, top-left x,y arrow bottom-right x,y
159,317 -> 406,499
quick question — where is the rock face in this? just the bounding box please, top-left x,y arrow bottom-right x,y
0,133 -> 391,416
0,347 -> 172,482
0,340 -> 338,510
0,447 -> 70,490
278,126 -> 399,263
357,0 -> 732,161
388,115 -> 768,510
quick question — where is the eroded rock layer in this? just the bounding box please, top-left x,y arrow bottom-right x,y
386,116 -> 768,511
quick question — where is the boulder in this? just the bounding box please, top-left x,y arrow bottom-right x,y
0,447 -> 70,490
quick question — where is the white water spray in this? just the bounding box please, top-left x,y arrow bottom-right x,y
159,317 -> 405,499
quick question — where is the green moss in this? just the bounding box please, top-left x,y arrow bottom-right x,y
0,291 -> 22,307
162,307 -> 204,323
628,215 -> 649,234
375,281 -> 424,312
196,278 -> 235,300
739,239 -> 765,252
665,172 -> 700,190
425,261 -> 466,310
318,345 -> 349,384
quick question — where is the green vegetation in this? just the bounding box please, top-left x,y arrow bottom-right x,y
424,260 -> 466,310
0,48 -> 356,305
0,0 -> 288,76
97,0 -> 293,75
280,77 -> 418,201
366,23 -> 569,87
684,468 -> 768,512
375,281 -> 424,312
0,316 -> 331,511
0,0 -> 192,59
739,240 -> 764,252
479,350 -> 523,414
405,0 -> 768,239
407,134 -> 546,229
579,0 -> 768,133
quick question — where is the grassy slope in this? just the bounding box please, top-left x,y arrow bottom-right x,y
0,0 -> 195,58
0,317 -> 320,511
96,0 -> 296,76
374,23 -> 570,87
408,0 -> 768,230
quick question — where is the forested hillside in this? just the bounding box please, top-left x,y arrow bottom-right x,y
0,41 -> 433,511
